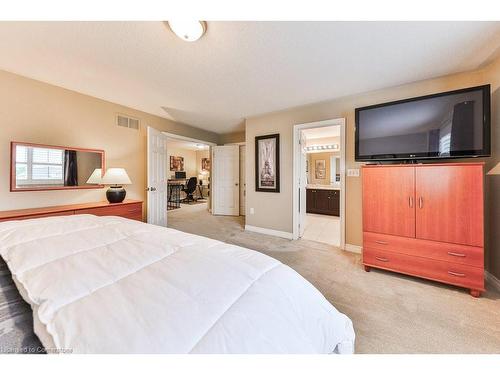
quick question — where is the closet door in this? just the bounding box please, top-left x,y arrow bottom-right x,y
415,165 -> 483,247
362,166 -> 415,237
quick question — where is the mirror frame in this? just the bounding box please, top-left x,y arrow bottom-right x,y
10,141 -> 105,192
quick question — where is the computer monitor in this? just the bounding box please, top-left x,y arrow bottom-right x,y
175,171 -> 186,179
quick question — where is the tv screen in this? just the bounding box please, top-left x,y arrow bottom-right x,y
355,85 -> 491,161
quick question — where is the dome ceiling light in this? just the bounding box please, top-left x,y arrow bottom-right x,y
167,21 -> 207,42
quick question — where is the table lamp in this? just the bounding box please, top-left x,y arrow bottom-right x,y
86,168 -> 103,184
101,168 -> 132,203
487,162 -> 500,176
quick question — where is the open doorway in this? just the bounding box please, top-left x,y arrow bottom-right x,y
293,118 -> 346,248
165,137 -> 211,219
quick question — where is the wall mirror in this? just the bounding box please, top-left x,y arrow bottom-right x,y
11,142 -> 105,192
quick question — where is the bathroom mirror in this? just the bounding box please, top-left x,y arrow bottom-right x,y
11,142 -> 105,192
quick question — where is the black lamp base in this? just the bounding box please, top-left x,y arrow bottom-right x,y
106,186 -> 126,203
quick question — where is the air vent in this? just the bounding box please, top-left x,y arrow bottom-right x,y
116,114 -> 140,130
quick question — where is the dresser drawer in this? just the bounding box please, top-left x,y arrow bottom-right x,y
363,247 -> 484,291
76,203 -> 143,221
363,232 -> 483,267
0,210 -> 74,222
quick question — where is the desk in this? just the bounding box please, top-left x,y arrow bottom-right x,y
167,180 -> 185,210
196,184 -> 210,200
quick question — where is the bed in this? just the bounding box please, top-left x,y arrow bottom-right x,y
0,214 -> 355,354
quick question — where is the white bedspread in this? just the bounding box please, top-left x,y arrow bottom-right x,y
0,215 -> 354,354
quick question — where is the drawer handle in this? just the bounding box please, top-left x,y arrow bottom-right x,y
447,251 -> 466,258
375,240 -> 388,245
375,256 -> 389,262
448,271 -> 466,278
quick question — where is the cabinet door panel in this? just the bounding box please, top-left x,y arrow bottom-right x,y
415,165 -> 483,247
315,190 -> 330,211
362,167 -> 415,237
306,189 -> 313,213
328,190 -> 340,216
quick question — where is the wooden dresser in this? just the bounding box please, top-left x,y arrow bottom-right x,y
362,163 -> 484,297
0,200 -> 143,223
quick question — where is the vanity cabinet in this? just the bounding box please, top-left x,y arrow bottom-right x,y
306,188 -> 339,216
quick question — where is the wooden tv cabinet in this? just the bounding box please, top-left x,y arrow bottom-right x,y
361,163 -> 484,297
0,200 -> 143,223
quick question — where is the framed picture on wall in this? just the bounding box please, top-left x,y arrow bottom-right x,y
170,156 -> 184,171
201,158 -> 211,171
255,133 -> 280,193
315,159 -> 326,179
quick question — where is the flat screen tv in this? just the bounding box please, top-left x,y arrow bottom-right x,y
355,85 -> 491,162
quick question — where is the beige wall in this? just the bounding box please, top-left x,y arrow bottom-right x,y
196,149 -> 210,177
245,57 -> 500,278
308,152 -> 338,184
76,151 -> 102,186
220,131 -> 246,144
166,144 -> 197,179
483,57 -> 500,279
0,69 -> 219,216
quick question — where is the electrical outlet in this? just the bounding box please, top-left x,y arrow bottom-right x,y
250,208 -> 255,215
347,169 -> 360,177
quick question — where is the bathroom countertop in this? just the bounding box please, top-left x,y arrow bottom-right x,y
306,184 -> 340,190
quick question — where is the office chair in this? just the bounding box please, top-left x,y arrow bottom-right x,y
182,177 -> 198,203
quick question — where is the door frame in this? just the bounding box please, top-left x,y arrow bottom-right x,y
292,118 -> 346,249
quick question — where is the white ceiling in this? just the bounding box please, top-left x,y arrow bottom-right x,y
166,138 -> 209,151
0,21 -> 499,134
302,126 -> 340,139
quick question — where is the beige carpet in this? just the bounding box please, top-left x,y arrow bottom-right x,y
167,204 -> 500,354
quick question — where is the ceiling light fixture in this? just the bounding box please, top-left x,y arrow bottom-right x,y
304,144 -> 340,153
167,21 -> 207,42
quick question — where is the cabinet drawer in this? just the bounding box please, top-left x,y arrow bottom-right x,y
77,203 -> 143,221
364,232 -> 483,267
363,247 -> 484,291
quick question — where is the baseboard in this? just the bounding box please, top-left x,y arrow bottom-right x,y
244,225 -> 294,240
344,243 -> 362,254
486,271 -> 500,292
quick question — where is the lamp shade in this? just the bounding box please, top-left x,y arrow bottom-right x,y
86,168 -> 103,184
487,162 -> 500,175
101,168 -> 132,185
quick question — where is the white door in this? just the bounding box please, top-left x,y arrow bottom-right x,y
147,126 -> 168,226
239,145 -> 246,215
298,131 -> 307,237
212,145 -> 240,216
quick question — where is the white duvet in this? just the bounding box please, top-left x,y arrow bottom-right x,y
0,214 -> 354,354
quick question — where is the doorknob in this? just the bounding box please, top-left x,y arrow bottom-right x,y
235,183 -> 239,186
147,187 -> 157,192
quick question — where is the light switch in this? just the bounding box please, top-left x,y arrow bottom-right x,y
347,169 -> 360,177
250,208 -> 255,214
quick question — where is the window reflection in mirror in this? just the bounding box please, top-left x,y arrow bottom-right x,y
12,142 -> 104,191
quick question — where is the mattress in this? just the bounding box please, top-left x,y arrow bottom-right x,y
0,214 -> 355,354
